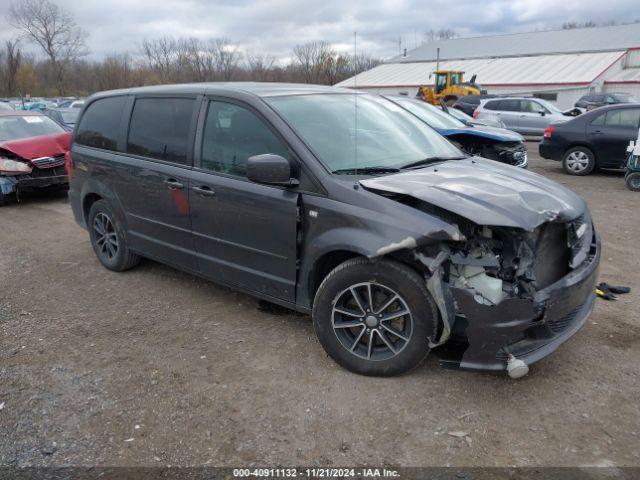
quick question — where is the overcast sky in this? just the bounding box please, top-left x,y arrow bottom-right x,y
0,0 -> 638,62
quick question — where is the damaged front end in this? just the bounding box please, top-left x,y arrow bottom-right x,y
450,137 -> 528,168
415,214 -> 599,372
0,150 -> 68,200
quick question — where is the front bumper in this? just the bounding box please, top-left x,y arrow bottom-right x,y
1,167 -> 68,194
16,173 -> 68,190
437,231 -> 600,372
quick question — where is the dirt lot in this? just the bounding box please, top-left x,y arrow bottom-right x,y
1,144 -> 639,468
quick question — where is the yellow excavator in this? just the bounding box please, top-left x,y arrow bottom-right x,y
418,70 -> 481,106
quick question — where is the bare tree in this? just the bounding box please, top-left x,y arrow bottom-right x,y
140,37 -> 178,83
210,38 -> 241,81
292,41 -> 333,83
9,0 -> 87,95
1,40 -> 23,96
182,38 -> 214,82
352,53 -> 381,76
246,51 -> 275,81
322,52 -> 350,85
92,53 -> 133,91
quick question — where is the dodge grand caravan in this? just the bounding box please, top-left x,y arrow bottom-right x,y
68,83 -> 600,377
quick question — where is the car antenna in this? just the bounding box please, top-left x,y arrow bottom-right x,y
353,31 -> 359,190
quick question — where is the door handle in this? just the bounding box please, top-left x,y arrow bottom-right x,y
192,185 -> 216,197
592,130 -> 603,135
164,178 -> 184,190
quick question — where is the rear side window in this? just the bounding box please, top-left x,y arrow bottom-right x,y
500,100 -> 521,112
75,96 -> 126,151
604,109 -> 640,128
127,97 -> 195,165
484,100 -> 500,110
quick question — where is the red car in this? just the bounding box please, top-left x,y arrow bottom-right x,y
0,110 -> 71,206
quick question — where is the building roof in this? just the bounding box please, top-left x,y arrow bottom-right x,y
605,67 -> 640,83
390,23 -> 640,63
336,51 -> 625,88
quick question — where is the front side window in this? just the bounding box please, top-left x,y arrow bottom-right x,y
604,109 -> 640,128
266,93 -> 462,174
521,100 -> 548,114
127,97 -> 195,165
201,101 -> 290,177
0,115 -> 64,142
483,100 -> 499,111
75,96 -> 126,150
435,74 -> 447,93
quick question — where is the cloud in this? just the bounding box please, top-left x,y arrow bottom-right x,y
0,0 -> 637,61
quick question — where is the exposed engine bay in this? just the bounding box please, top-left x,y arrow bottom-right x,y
406,213 -> 597,372
448,136 -> 528,168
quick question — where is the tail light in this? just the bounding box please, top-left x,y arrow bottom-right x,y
64,150 -> 72,178
472,108 -> 480,118
544,126 -> 554,139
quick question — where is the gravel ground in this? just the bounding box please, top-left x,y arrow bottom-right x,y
0,145 -> 639,468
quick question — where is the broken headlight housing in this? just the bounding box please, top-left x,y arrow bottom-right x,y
0,158 -> 32,176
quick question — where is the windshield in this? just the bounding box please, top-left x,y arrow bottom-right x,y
389,97 -> 467,129
0,115 -> 65,141
536,99 -> 562,114
447,107 -> 473,122
266,94 -> 462,173
60,110 -> 79,123
612,93 -> 636,103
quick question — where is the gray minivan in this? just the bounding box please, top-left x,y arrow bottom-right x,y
68,83 -> 600,378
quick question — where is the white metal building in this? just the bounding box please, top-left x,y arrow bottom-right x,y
336,24 -> 640,109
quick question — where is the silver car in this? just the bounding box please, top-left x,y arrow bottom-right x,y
474,97 -> 569,135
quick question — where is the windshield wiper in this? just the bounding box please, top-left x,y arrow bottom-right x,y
332,166 -> 400,175
400,156 -> 467,170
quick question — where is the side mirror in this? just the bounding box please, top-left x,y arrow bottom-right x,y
246,154 -> 298,186
538,109 -> 546,116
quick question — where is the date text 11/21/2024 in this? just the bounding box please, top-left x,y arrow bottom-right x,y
232,468 -> 400,478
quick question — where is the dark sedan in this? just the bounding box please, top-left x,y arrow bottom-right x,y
539,103 -> 640,175
452,94 -> 497,116
386,95 -> 528,168
575,92 -> 637,111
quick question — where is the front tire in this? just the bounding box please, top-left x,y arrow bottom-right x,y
562,147 -> 595,175
88,200 -> 140,271
312,258 -> 438,377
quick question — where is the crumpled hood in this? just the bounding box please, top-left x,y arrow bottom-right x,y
360,157 -> 586,231
438,124 -> 524,142
0,132 -> 71,161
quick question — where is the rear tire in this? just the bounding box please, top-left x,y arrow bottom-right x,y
626,172 -> 640,192
562,147 -> 595,176
88,200 -> 140,271
312,257 -> 438,377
